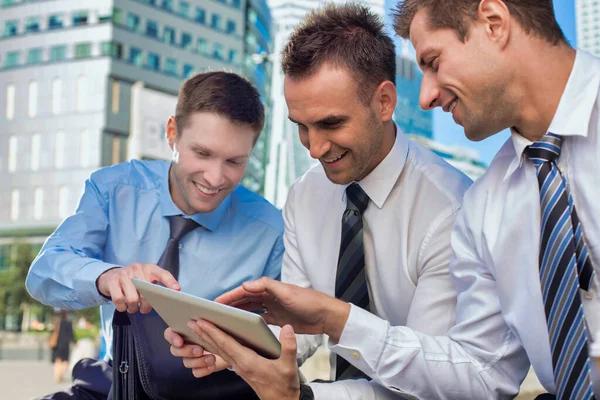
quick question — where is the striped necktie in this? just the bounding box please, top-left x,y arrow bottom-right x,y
335,183 -> 370,381
525,133 -> 595,400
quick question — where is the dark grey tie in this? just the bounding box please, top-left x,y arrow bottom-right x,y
157,215 -> 199,279
335,183 -> 370,381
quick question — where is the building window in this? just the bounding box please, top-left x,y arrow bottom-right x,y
58,186 -> 70,219
80,129 -> 92,167
179,1 -> 190,17
213,43 -> 224,60
211,14 -> 222,30
165,58 -> 177,76
48,14 -> 64,30
146,20 -> 158,38
28,80 -> 37,117
6,84 -> 15,120
197,38 -> 208,55
73,11 -> 88,26
163,26 -> 175,45
55,131 -> 65,169
229,49 -> 238,64
31,133 -> 41,171
75,43 -> 92,59
147,53 -> 160,71
126,13 -> 140,32
111,81 -> 120,114
52,78 -> 62,115
183,64 -> 194,78
34,187 -> 44,220
4,20 -> 18,37
27,48 -> 43,65
112,136 -> 121,164
5,51 -> 20,68
161,0 -> 173,12
101,41 -> 122,59
25,16 -> 40,33
112,8 -> 123,24
8,135 -> 17,172
10,189 -> 20,222
231,0 -> 241,8
195,8 -> 206,24
129,47 -> 143,66
226,20 -> 236,34
181,32 -> 192,50
143,0 -> 157,5
49,45 -> 66,62
76,75 -> 86,112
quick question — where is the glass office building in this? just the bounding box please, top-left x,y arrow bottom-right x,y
0,0 -> 272,263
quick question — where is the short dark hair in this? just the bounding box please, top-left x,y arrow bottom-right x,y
393,0 -> 567,45
281,3 -> 396,104
175,71 -> 265,137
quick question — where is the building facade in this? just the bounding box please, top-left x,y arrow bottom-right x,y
0,0 -> 272,268
576,0 -> 600,55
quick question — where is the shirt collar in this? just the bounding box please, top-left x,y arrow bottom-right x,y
159,163 -> 230,231
504,50 -> 600,180
340,123 -> 408,209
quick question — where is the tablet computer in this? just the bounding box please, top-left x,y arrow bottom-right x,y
131,278 -> 281,359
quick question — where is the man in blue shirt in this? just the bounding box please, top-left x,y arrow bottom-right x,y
26,71 -> 284,399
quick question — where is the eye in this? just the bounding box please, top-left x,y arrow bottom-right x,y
227,159 -> 243,166
428,57 -> 439,71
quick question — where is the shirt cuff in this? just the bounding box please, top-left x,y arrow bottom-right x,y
76,260 -> 120,305
328,304 -> 389,377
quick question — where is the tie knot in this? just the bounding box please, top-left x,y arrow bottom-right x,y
169,215 -> 199,242
525,133 -> 563,166
345,183 -> 369,214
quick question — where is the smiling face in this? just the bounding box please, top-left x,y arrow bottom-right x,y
167,112 -> 255,214
284,64 -> 395,184
410,7 -> 517,141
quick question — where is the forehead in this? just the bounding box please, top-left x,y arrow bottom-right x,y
283,64 -> 362,120
409,8 -> 437,51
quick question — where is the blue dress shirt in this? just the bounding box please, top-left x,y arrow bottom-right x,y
26,160 -> 284,359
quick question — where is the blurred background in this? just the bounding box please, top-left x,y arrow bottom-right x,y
0,0 -> 584,398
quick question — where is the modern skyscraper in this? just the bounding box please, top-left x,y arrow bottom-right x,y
576,0 -> 600,55
0,0 -> 272,266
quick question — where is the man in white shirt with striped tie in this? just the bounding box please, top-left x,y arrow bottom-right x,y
184,0 -> 600,399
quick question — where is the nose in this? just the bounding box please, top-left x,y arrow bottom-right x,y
203,161 -> 226,188
419,71 -> 441,111
306,129 -> 331,160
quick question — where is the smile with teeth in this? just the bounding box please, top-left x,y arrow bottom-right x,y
448,98 -> 458,113
195,182 -> 219,195
323,151 -> 348,163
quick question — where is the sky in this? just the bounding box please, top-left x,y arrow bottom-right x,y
384,0 -> 577,164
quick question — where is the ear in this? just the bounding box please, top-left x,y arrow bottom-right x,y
374,81 -> 397,122
166,116 -> 177,151
478,0 -> 510,49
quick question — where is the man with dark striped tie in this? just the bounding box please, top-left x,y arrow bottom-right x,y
167,3 -> 472,400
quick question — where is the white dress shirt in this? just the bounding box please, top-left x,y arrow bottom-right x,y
281,128 -> 472,399
343,50 -> 600,399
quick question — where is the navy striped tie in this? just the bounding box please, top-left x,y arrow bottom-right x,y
525,133 -> 595,400
335,183 -> 370,381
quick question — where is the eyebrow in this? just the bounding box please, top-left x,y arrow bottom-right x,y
287,115 -> 348,126
190,144 -> 249,160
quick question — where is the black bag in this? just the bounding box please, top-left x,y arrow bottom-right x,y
110,310 -> 259,400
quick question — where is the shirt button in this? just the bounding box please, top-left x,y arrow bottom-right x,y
178,244 -> 183,249
584,289 -> 595,300
351,351 -> 360,360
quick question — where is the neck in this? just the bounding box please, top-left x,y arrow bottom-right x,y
510,41 -> 575,142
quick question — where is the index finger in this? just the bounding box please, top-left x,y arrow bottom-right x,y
149,267 -> 180,291
214,285 -> 253,305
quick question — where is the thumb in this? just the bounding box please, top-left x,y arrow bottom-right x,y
279,324 -> 298,366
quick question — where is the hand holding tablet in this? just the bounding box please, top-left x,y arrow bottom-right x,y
131,278 -> 281,359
